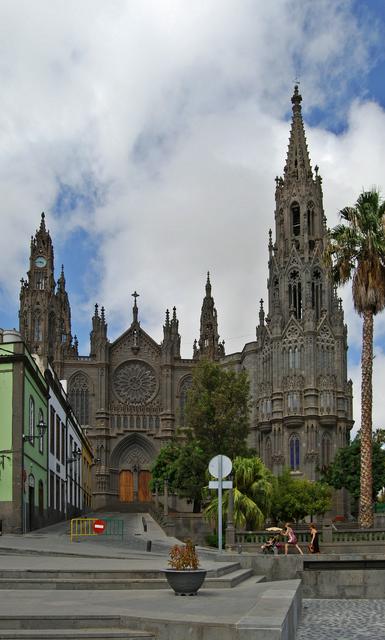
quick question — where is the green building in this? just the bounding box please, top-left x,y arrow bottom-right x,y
0,330 -> 48,533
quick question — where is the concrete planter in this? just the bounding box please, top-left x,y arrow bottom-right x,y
164,569 -> 207,595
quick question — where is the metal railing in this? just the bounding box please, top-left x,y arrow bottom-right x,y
70,517 -> 124,542
234,527 -> 385,547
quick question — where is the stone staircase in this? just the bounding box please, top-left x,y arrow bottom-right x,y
0,562 -> 256,590
0,616 -> 154,639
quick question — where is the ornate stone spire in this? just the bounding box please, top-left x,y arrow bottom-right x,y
194,272 -> 225,361
284,85 -> 312,182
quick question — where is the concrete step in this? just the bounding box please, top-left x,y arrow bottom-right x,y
0,616 -> 154,638
0,630 -> 154,639
202,567 -> 254,588
0,564 -> 253,590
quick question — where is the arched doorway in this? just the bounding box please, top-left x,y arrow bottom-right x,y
111,434 -> 156,504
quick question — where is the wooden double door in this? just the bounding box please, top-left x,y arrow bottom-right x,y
119,470 -> 152,502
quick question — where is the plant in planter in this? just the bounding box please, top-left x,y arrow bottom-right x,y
164,539 -> 207,596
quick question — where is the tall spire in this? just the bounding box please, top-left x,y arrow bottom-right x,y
284,85 -> 312,181
194,273 -> 225,361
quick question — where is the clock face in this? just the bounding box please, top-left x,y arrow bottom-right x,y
34,256 -> 47,268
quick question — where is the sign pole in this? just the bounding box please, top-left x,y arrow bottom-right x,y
218,455 -> 222,553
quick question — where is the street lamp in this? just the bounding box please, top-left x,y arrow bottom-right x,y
22,419 -> 48,442
67,445 -> 82,464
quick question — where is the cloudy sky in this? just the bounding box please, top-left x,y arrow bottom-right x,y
1,0 -> 385,433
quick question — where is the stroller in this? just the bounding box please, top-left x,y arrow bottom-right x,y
261,534 -> 281,555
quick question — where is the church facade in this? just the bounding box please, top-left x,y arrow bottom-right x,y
18,87 -> 353,509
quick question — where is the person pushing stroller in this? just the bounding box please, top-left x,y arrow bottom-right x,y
261,533 -> 281,555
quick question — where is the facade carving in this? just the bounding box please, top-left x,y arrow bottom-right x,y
18,86 -> 353,509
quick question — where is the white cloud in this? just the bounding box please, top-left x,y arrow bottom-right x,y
0,1 -> 384,425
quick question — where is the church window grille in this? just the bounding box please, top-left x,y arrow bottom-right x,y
130,416 -> 134,429
68,373 -> 89,425
35,272 -> 45,290
265,437 -> 272,469
34,316 -> 42,342
116,416 -> 121,429
288,391 -> 300,413
291,203 -> 301,236
288,346 -> 300,370
312,269 -> 322,319
123,416 -> 128,429
289,434 -> 300,470
155,416 -> 160,430
321,433 -> 332,468
288,270 -> 302,319
179,377 -> 193,427
29,396 -> 35,440
149,416 -> 153,429
136,416 -> 141,429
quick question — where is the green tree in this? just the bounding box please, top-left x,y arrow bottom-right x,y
326,189 -> 385,527
270,469 -> 332,523
323,433 -> 385,501
184,359 -> 250,460
204,456 -> 275,529
173,441 -> 207,513
150,440 -> 180,493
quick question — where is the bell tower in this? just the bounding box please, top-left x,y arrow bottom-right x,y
254,86 -> 353,485
19,212 -> 75,364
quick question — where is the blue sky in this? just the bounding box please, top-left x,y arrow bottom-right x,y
0,0 -> 385,430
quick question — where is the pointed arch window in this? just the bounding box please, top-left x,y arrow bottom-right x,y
288,270 -> 302,319
289,434 -> 300,470
312,268 -> 322,320
321,433 -> 332,468
291,202 -> 300,236
34,315 -> 42,342
179,376 -> 193,427
68,373 -> 89,425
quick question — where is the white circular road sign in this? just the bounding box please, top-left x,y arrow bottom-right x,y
208,454 -> 232,479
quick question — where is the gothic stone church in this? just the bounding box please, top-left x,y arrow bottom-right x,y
19,87 -> 353,510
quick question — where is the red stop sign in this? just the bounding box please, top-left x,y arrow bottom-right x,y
93,519 -> 106,534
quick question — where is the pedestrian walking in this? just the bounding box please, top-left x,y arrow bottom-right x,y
308,523 -> 320,554
282,523 -> 303,555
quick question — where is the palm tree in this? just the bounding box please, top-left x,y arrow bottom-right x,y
204,456 -> 274,529
327,189 -> 385,527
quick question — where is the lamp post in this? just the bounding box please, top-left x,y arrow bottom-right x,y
22,419 -> 48,534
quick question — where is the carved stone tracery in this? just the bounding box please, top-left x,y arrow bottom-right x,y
112,360 -> 157,404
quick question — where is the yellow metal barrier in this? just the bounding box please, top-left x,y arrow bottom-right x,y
70,518 -> 98,542
70,517 -> 124,542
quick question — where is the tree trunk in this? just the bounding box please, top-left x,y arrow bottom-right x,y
359,309 -> 374,528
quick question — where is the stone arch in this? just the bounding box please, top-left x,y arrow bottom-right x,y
68,371 -> 90,426
111,434 -> 157,503
178,374 -> 193,427
110,433 -> 157,471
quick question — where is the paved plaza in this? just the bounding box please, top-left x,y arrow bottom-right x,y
1,515 -> 385,639
297,599 -> 385,640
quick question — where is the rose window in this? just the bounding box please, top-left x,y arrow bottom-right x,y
112,361 -> 157,403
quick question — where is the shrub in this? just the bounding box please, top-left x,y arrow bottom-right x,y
168,539 -> 199,570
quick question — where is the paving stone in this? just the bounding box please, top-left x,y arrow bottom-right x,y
296,599 -> 385,640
